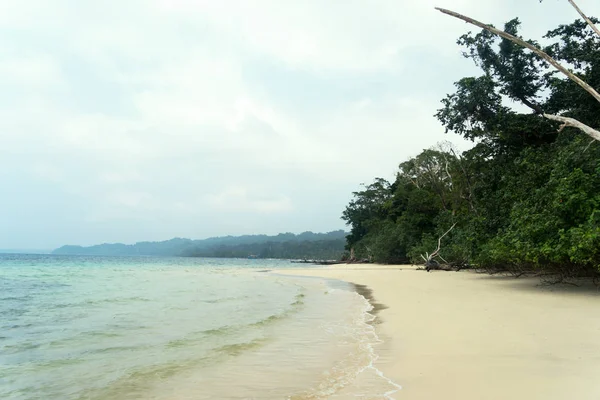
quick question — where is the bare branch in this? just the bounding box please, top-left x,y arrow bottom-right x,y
435,7 -> 600,105
408,176 -> 420,188
444,160 -> 452,186
450,148 -> 478,215
543,114 -> 600,141
421,222 -> 457,270
568,0 -> 600,38
429,222 -> 457,260
583,139 -> 596,153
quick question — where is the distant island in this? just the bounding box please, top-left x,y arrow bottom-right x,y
52,230 -> 347,260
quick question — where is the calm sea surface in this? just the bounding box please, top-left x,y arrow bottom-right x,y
0,254 -> 400,399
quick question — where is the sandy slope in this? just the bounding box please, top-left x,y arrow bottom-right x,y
274,265 -> 600,400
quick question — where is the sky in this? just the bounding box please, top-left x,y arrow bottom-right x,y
0,0 -> 595,249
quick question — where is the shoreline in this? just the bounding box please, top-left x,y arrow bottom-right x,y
351,283 -> 388,324
274,265 -> 600,400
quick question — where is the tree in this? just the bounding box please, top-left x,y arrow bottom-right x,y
341,178 -> 393,252
342,10 -> 600,279
436,2 -> 600,141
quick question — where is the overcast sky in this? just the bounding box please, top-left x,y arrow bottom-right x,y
0,0 -> 594,249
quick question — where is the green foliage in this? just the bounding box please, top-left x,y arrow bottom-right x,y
54,231 -> 347,260
342,16 -> 600,278
183,238 -> 346,260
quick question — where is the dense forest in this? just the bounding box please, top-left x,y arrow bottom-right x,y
53,231 -> 346,260
343,14 -> 600,279
181,237 -> 345,260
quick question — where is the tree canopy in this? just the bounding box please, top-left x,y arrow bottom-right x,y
342,12 -> 600,279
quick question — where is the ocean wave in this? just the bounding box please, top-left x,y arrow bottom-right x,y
169,291 -> 306,347
0,295 -> 33,301
6,296 -> 153,314
47,330 -> 124,346
80,296 -> 152,306
28,357 -> 88,369
166,307 -> 299,349
214,338 -> 267,356
83,344 -> 148,355
1,340 -> 41,353
201,295 -> 251,304
291,292 -> 305,306
248,296 -> 305,328
248,311 -> 290,328
202,326 -> 235,336
326,292 -> 402,399
77,338 -> 269,400
2,308 -> 29,317
1,330 -> 126,355
284,288 -> 402,400
163,327 -> 236,349
1,322 -> 35,330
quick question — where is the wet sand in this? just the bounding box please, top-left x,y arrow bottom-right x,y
275,265 -> 600,400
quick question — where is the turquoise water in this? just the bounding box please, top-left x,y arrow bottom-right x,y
1,255 -> 400,399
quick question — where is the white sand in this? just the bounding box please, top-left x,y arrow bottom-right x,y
275,265 -> 600,400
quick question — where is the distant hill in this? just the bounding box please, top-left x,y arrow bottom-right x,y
52,231 -> 347,259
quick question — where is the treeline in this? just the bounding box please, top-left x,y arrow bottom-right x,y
53,230 -> 346,259
343,17 -> 600,279
181,239 -> 345,260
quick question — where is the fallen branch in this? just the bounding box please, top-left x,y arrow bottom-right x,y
423,222 -> 457,271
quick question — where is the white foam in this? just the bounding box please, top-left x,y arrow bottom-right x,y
353,292 -> 403,399
301,289 -> 402,399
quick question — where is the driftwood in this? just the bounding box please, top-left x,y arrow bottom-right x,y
420,222 -> 457,271
421,263 -> 468,272
290,259 -> 345,265
436,4 -> 600,142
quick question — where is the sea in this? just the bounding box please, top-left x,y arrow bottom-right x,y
0,254 -> 401,399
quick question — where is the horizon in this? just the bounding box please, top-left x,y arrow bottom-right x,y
1,0 -> 589,249
2,228 -> 348,253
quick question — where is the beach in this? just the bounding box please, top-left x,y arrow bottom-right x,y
276,265 -> 600,400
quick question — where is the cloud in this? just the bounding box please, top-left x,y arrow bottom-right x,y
206,186 -> 293,214
0,0 -> 591,248
0,54 -> 64,88
29,162 -> 64,183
